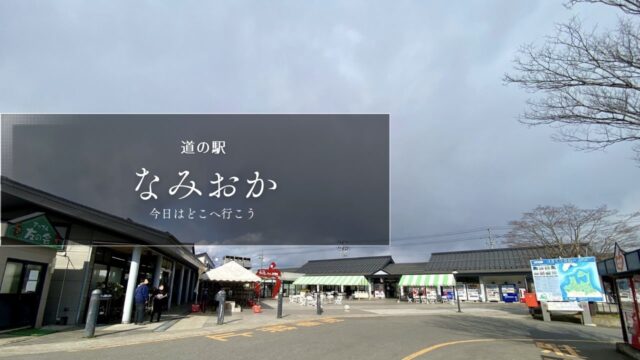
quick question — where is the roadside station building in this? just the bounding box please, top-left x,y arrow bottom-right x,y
293,256 -> 395,299
422,247 -> 545,302
0,177 -> 202,330
289,246 -> 571,302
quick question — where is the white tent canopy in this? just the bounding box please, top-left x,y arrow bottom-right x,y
199,261 -> 261,282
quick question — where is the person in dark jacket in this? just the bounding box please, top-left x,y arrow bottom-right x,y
200,287 -> 209,313
150,284 -> 168,322
134,278 -> 149,325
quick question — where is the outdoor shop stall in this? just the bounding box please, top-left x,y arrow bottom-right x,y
199,261 -> 261,309
292,275 -> 370,299
398,274 -> 455,302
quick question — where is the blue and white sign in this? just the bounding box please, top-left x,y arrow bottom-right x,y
530,257 -> 605,302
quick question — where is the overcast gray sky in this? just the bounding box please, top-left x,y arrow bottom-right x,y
1,1 -> 638,268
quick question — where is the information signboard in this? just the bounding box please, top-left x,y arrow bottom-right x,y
530,257 -> 604,302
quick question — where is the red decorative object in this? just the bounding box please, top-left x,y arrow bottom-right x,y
255,262 -> 282,299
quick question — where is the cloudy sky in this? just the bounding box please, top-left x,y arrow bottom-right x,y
1,1 -> 638,268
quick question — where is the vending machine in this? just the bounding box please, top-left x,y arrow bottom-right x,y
485,284 -> 500,302
501,284 -> 518,303
455,284 -> 468,301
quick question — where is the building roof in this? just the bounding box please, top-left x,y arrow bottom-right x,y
1,176 -> 202,270
383,262 -> 429,275
196,252 -> 215,267
424,246 -> 558,274
296,256 -> 394,276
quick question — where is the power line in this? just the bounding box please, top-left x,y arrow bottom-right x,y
239,234 -> 509,257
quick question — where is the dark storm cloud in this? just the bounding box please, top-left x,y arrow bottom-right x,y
1,1 -> 638,265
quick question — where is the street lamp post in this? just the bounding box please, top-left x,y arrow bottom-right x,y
453,271 -> 462,313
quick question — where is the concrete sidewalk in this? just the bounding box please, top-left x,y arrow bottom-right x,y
0,299 -> 529,357
0,303 -> 194,347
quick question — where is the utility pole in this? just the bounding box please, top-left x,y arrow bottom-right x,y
486,228 -> 495,249
337,241 -> 349,257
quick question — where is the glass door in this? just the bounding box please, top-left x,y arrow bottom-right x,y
0,259 -> 46,330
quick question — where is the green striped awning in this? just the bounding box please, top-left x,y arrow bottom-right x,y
292,275 -> 369,286
398,274 -> 454,287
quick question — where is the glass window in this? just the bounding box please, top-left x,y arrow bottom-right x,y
605,259 -> 616,274
21,264 -> 42,293
108,266 -> 123,284
0,262 -> 24,294
90,263 -> 108,290
597,261 -> 607,275
627,252 -> 640,271
162,258 -> 173,270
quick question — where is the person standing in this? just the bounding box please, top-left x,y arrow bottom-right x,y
200,287 -> 209,313
150,284 -> 168,322
134,277 -> 149,325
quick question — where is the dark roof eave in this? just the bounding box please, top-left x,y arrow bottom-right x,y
1,176 -> 201,269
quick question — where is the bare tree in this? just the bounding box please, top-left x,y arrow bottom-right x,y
505,204 -> 640,259
505,0 -> 640,161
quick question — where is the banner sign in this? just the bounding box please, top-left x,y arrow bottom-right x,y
530,257 -> 605,302
615,243 -> 628,273
4,214 -> 64,250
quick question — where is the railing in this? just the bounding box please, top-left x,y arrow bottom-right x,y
595,302 -> 618,314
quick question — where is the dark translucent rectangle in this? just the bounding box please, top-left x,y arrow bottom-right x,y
1,114 -> 389,246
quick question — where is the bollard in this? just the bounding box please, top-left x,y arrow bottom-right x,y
84,289 -> 102,338
277,292 -> 283,319
216,289 -> 226,325
316,293 -> 322,315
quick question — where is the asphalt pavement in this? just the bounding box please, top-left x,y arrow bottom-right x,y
4,303 -> 625,360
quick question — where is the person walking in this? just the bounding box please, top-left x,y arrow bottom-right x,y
134,277 -> 149,325
150,284 -> 168,322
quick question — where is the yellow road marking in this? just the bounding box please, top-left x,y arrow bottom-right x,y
296,321 -> 322,327
318,318 -> 344,323
402,338 -> 613,360
402,339 -> 496,360
536,342 -> 582,358
258,325 -> 297,333
206,332 -> 253,342
66,316 -> 349,352
560,344 -> 581,357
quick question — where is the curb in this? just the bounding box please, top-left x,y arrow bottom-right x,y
617,342 -> 640,360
